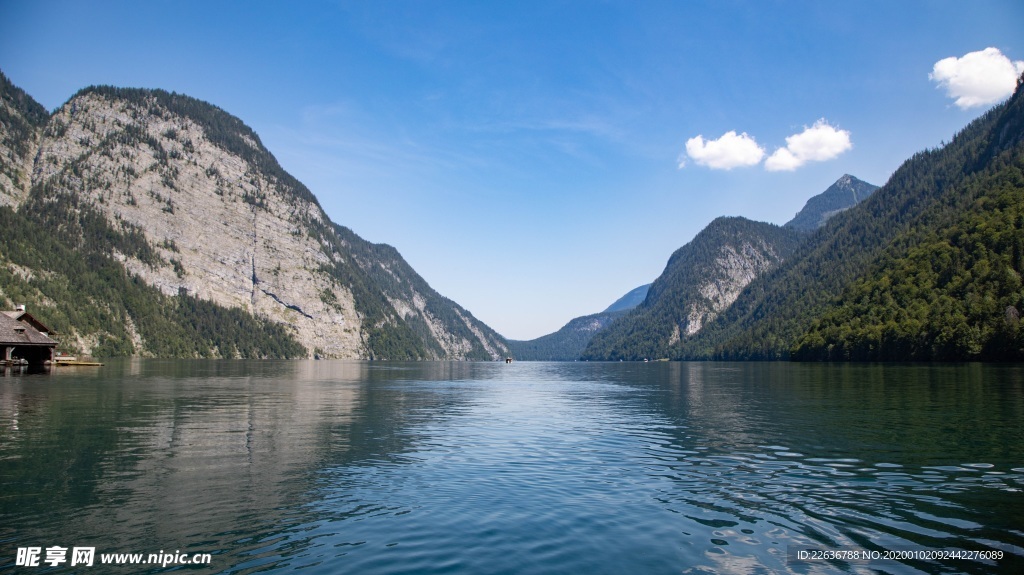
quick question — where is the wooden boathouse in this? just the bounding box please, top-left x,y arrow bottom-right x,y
1,306 -> 57,366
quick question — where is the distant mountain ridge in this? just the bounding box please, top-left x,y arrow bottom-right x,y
0,72 -> 509,359
507,283 -> 650,360
603,284 -> 650,313
5,67 -> 1020,362
506,310 -> 626,361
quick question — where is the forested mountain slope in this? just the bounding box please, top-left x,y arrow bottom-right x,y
792,92 -> 1024,360
679,76 -> 1024,361
0,72 -> 47,207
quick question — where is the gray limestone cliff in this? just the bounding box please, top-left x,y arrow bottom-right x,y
0,77 -> 507,359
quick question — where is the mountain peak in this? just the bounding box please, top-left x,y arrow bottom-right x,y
784,175 -> 879,232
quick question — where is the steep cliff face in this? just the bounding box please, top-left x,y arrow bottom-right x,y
648,217 -> 802,346
673,238 -> 781,339
1,80 -> 507,359
28,88 -> 361,357
582,217 -> 803,360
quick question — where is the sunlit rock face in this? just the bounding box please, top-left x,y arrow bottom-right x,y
4,84 -> 507,360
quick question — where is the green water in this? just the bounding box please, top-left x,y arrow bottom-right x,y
1,360 -> 1022,573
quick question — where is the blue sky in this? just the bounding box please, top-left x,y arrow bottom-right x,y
2,0 -> 1022,340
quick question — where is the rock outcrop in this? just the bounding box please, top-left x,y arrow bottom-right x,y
582,217 -> 803,360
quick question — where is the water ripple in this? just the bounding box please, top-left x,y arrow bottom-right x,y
3,361 -> 1023,574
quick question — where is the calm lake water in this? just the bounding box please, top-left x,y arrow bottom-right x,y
1,360 -> 1022,574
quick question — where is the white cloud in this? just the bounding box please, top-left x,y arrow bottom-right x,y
765,120 -> 852,172
683,131 -> 764,170
764,147 -> 800,171
930,47 -> 1024,109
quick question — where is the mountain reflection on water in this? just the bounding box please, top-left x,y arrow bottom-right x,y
1,360 -> 1022,574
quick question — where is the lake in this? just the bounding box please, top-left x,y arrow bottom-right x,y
1,360 -> 1022,574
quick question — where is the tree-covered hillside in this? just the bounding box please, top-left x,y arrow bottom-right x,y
0,71 -> 48,204
678,75 -> 1024,361
0,72 -> 47,145
791,104 -> 1024,360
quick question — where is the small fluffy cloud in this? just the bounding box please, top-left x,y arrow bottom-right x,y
683,131 -> 764,170
765,120 -> 852,172
930,47 -> 1024,109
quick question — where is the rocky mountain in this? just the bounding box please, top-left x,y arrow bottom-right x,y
508,176 -> 877,362
784,174 -> 878,232
603,284 -> 650,313
0,73 -> 508,360
582,217 -> 803,360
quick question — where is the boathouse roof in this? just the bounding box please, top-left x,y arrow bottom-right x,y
2,310 -> 54,336
0,312 -> 56,346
